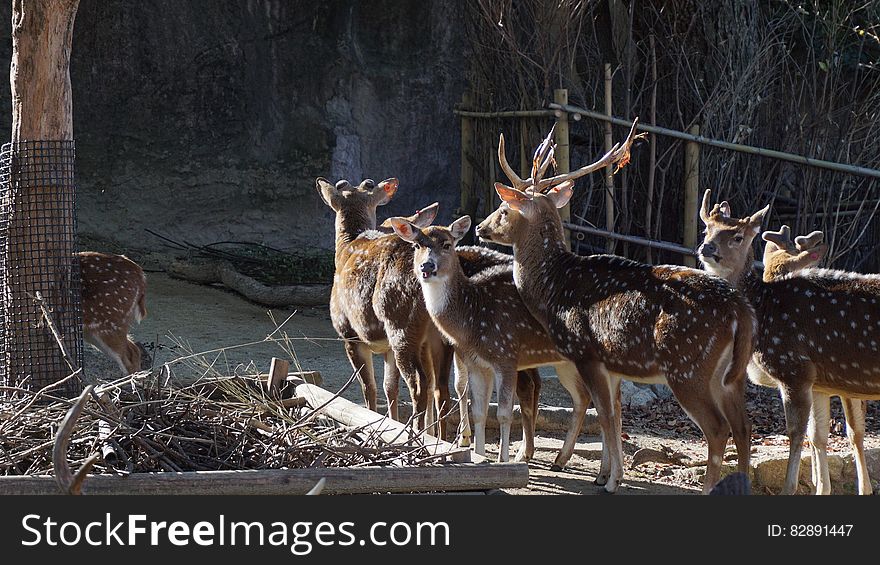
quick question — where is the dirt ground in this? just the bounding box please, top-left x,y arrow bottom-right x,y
129,273 -> 878,495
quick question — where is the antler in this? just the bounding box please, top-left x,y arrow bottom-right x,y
762,225 -> 794,250
53,385 -> 100,495
497,118 -> 645,195
795,230 -> 824,251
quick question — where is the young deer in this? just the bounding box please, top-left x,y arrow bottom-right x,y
760,225 -> 872,495
699,193 -> 880,495
475,125 -> 756,493
78,251 -> 147,375
390,216 -> 592,466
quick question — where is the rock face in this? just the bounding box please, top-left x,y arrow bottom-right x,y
0,1 -> 466,257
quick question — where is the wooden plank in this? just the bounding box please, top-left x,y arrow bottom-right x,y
683,124 -> 700,267
0,464 -> 529,495
266,357 -> 290,395
294,382 -> 482,464
603,63 -> 615,254
553,88 -> 571,250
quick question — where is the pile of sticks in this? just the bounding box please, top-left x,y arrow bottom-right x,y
0,370 -> 442,483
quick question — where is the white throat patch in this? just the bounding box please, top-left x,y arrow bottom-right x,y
420,274 -> 451,315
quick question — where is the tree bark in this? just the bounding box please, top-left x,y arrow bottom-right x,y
3,0 -> 81,395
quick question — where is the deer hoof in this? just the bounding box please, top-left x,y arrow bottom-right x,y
459,436 -> 471,448
550,464 -> 564,472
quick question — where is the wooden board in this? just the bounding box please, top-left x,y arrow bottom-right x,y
0,464 -> 528,495
294,382 -> 483,464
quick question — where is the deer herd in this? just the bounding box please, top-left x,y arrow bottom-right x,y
75,117 -> 878,496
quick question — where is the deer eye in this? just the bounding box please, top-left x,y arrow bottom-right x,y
733,235 -> 744,243
413,243 -> 421,250
442,242 -> 452,250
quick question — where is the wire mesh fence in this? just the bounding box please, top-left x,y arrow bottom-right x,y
0,140 -> 82,397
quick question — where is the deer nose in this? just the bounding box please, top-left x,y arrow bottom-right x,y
698,242 -> 717,258
419,261 -> 437,279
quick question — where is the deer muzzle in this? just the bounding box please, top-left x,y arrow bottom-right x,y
419,260 -> 437,279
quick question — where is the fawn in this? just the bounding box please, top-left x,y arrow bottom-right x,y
699,192 -> 880,494
475,125 -> 756,493
390,215 -> 592,466
759,224 -> 872,495
79,251 -> 147,375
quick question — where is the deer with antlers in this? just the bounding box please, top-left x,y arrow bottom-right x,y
700,194 -> 880,495
758,224 -> 873,495
390,214 -> 592,465
475,123 -> 756,493
79,251 -> 147,375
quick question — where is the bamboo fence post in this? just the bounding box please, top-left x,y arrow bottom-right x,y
459,92 -> 476,238
682,124 -> 701,267
553,89 -> 571,249
603,64 -> 615,254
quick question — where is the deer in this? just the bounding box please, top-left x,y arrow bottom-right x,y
319,177 -> 534,439
319,177 -> 445,433
699,192 -> 880,495
78,251 -> 147,375
759,224 -> 872,495
390,215 -> 592,466
474,123 -> 756,493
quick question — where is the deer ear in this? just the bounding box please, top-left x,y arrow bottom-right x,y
800,243 -> 828,264
495,182 -> 532,213
546,181 -> 574,209
374,178 -> 399,206
389,217 -> 419,242
412,202 -> 439,228
449,216 -> 472,242
316,177 -> 336,208
719,201 -> 732,217
748,204 -> 770,233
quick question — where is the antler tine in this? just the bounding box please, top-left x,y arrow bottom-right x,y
795,230 -> 825,251
535,117 -> 645,192
53,385 -> 100,495
762,226 -> 793,250
498,133 -> 525,189
530,125 -> 557,190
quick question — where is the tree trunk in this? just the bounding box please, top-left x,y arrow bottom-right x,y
2,0 -> 81,395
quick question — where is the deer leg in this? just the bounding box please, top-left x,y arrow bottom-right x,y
842,397 -> 873,495
453,353 -> 471,447
514,369 -> 540,462
344,341 -> 377,411
578,362 -> 623,493
494,367 -> 517,463
431,340 -> 454,441
552,363 -> 592,471
469,366 -> 493,457
85,332 -> 130,376
779,380 -> 814,495
420,342 -> 437,436
720,376 -> 752,476
807,391 -> 831,495
382,351 -> 400,421
392,346 -> 430,433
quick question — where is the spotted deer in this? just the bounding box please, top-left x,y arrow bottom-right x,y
699,192 -> 880,495
319,177 -> 449,433
390,215 -> 592,466
759,224 -> 872,495
79,251 -> 147,375
475,125 -> 756,493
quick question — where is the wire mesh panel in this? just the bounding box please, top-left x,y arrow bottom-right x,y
0,140 -> 82,397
